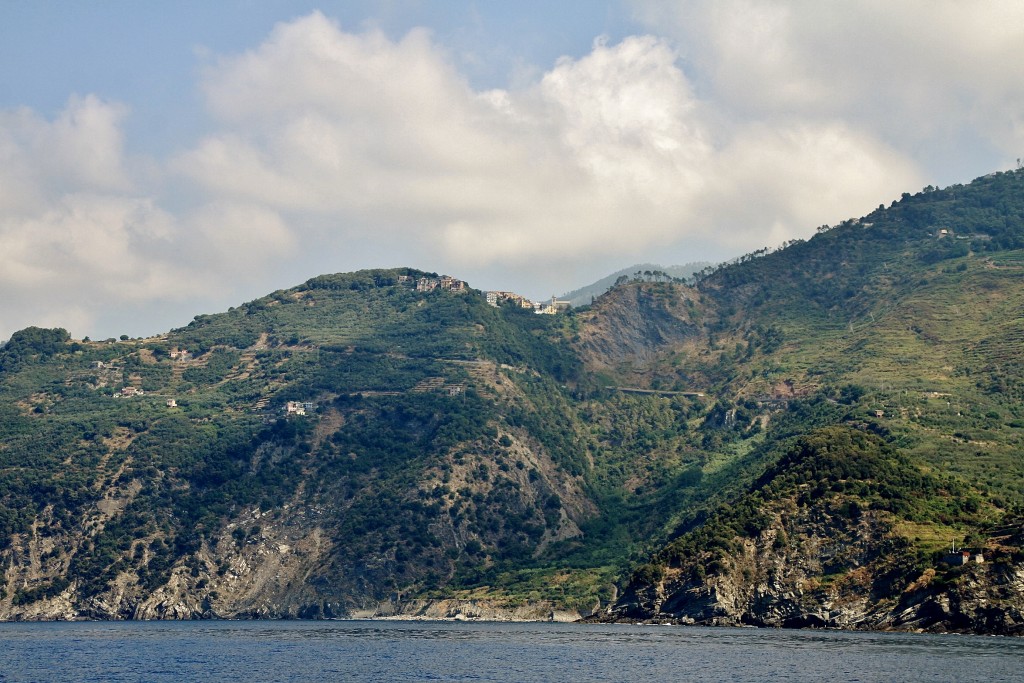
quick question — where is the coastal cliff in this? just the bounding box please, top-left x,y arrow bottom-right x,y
603,428 -> 1024,635
4,171 -> 1024,634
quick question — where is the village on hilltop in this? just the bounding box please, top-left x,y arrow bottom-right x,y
87,270 -> 572,422
398,272 -> 569,315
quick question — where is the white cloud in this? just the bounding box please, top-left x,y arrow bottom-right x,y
631,0 -> 1024,159
176,11 -> 925,282
11,6 -> 1005,341
178,15 -> 724,267
0,193 -> 173,289
0,190 -> 205,341
188,201 -> 296,272
538,35 -> 711,210
0,97 -> 204,340
0,95 -> 130,215
697,122 -> 922,249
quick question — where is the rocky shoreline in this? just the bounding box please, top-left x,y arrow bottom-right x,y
595,552 -> 1024,636
351,598 -> 592,623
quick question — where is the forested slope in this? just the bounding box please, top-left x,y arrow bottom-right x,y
593,169 -> 1024,633
2,170 -> 1024,633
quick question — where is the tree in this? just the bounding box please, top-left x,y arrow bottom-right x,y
0,327 -> 70,370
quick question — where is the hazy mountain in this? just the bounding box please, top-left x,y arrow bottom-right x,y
558,262 -> 712,308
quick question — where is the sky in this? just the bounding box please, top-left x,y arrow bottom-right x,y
2,1 -> 1023,342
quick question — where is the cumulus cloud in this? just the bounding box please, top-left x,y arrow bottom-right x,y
188,201 -> 296,271
696,122 -> 922,249
176,11 -> 920,286
12,5 -> 1011,340
177,14 -> 726,268
0,97 -> 205,340
631,0 -> 1024,160
0,191 -> 205,341
0,194 -> 174,289
0,95 -> 130,214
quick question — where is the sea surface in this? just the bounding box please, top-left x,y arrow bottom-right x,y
0,620 -> 1021,682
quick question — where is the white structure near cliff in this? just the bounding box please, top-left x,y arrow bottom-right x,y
286,401 -> 315,416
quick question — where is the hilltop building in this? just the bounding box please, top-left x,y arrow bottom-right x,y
486,291 -> 533,309
286,401 -> 316,416
535,297 -> 571,315
414,275 -> 468,293
439,275 -> 466,291
486,291 -> 571,314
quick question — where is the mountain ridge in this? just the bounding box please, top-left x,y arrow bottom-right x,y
558,262 -> 711,308
2,169 -> 1024,634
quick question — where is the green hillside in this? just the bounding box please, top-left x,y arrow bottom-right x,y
585,169 -> 1024,632
0,269 -> 603,615
2,170 -> 1024,632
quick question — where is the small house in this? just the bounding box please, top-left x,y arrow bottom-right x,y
286,401 -> 315,416
943,550 -> 970,566
942,548 -> 984,566
439,275 -> 466,292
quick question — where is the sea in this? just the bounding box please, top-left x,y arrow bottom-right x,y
0,620 -> 1021,682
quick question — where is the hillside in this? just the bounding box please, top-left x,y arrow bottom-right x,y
581,168 -> 1024,633
2,170 -> 1024,633
558,262 -> 711,308
0,270 -> 603,618
610,426 -> 1024,634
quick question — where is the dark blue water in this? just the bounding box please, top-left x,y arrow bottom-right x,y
0,620 -> 1021,682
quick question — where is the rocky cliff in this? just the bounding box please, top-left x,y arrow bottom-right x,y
603,428 -> 1024,635
0,360 -> 597,621
573,281 -> 705,376
354,598 -> 594,622
609,505 -> 1024,635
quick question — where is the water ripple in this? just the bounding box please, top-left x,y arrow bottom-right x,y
0,621 -> 1021,683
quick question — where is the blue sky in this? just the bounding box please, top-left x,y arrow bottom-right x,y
2,1 -> 1023,340
1,2 -> 636,149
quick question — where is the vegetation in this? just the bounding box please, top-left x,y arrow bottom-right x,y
1,169 -> 1024,620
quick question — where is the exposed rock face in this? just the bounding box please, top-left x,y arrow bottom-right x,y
883,562 -> 1024,635
574,283 -> 704,374
0,413 -> 595,621
607,504 -> 1024,635
2,500 -> 340,621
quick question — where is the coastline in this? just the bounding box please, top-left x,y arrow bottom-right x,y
349,598 -> 591,623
